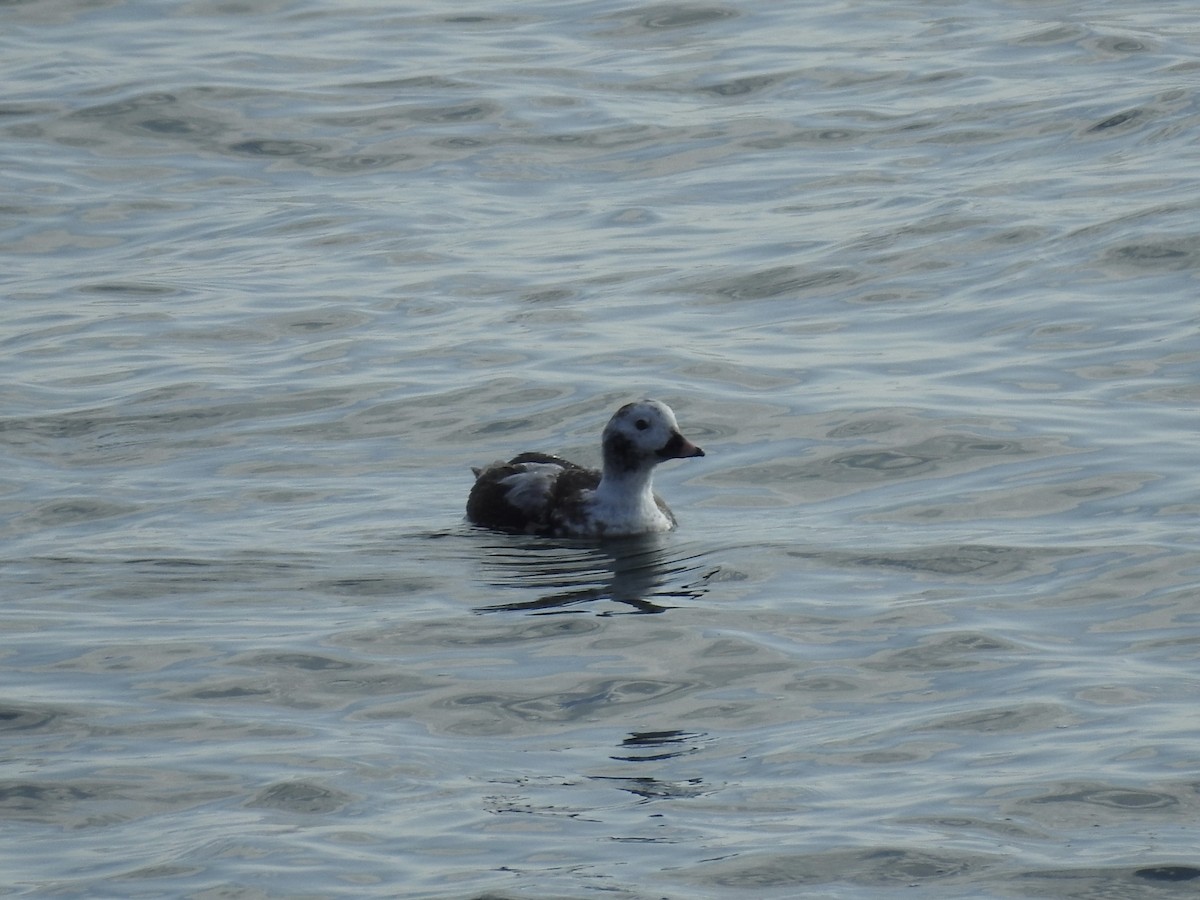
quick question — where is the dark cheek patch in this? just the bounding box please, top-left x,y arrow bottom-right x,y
603,432 -> 640,473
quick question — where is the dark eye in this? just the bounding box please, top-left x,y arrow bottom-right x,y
635,419 -> 649,431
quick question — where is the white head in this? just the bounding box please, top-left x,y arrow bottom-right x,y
601,399 -> 705,476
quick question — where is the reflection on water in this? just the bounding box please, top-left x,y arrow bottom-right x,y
611,729 -> 707,762
472,534 -> 719,615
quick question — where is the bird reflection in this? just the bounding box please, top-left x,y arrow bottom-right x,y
589,729 -> 709,801
472,534 -> 717,615
611,729 -> 706,762
590,774 -> 706,801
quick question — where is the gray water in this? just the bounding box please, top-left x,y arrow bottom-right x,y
5,0 -> 1200,897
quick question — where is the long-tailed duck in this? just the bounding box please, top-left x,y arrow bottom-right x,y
467,399 -> 705,538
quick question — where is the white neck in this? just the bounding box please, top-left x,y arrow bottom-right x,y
590,465 -> 667,532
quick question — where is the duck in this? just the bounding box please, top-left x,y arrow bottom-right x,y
467,399 -> 705,538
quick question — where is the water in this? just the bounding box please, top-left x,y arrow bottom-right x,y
4,0 -> 1200,896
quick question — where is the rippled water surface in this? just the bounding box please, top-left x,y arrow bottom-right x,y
5,0 -> 1200,896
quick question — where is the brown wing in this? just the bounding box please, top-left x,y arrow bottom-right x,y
467,461 -> 537,531
467,454 -> 599,534
508,452 -> 578,468
544,465 -> 602,535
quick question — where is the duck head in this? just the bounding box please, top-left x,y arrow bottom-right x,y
601,399 -> 705,475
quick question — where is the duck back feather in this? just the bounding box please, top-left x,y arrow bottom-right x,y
467,454 -> 600,535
